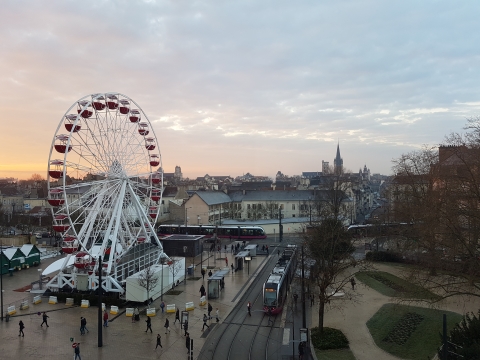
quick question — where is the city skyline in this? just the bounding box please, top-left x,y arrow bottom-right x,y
1,1 -> 478,180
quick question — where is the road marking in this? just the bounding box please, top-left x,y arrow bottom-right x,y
282,328 -> 290,345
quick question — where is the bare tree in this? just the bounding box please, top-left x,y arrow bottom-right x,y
302,172 -> 368,333
137,266 -> 160,304
390,120 -> 480,302
168,258 -> 182,287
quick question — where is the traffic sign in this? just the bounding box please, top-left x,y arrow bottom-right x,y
72,343 -> 78,348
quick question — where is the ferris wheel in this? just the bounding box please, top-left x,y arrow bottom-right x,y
46,93 -> 166,293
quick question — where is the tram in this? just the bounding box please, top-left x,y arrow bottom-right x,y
157,224 -> 266,240
262,244 -> 297,315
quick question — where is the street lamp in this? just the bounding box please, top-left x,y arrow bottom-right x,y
185,207 -> 192,227
197,216 -> 201,225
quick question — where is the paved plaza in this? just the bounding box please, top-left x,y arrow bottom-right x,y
0,248 -> 275,359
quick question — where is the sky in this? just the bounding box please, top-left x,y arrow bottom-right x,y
1,0 -> 479,180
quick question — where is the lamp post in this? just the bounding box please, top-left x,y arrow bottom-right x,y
184,207 -> 192,227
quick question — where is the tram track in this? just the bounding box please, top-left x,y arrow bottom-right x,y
198,254 -> 281,360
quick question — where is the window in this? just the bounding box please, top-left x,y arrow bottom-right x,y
292,204 -> 295,210
247,204 -> 251,210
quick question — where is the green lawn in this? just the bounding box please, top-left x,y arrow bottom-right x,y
367,303 -> 462,360
355,271 -> 439,300
315,348 -> 356,360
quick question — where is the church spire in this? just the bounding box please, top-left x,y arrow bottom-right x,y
334,141 -> 343,174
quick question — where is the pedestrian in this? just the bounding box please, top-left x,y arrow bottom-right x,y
293,293 -> 298,306
231,263 -> 234,273
231,244 -> 234,253
215,308 -> 220,323
225,257 -> 228,266
224,244 -> 227,253
350,277 -> 356,290
186,333 -> 191,354
262,245 -> 265,251
74,343 -> 82,360
247,301 -> 252,316
277,249 -> 280,257
40,311 -> 49,327
266,245 -> 269,254
18,320 -> 25,337
183,320 -> 189,336
310,294 -> 314,307
164,318 -> 170,334
155,334 -> 163,349
201,268 -> 206,280
202,314 -> 210,331
80,317 -> 88,335
133,307 -> 139,323
160,301 -> 165,314
298,341 -> 305,360
208,303 -> 213,317
208,270 -> 213,277
200,284 -> 206,298
145,316 -> 152,333
103,310 -> 109,327
174,307 -> 180,324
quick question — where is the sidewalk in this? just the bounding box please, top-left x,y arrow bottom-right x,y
0,247 -> 273,359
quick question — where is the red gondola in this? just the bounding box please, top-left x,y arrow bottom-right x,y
64,114 -> 81,133
137,237 -> 146,244
145,137 -> 156,151
61,236 -> 78,254
74,252 -> 91,269
53,213 -> 70,232
107,94 -> 118,110
138,122 -> 149,136
54,134 -> 72,154
151,189 -> 161,202
47,188 -> 65,206
148,206 -> 157,219
92,94 -> 106,110
77,100 -> 93,118
119,99 -> 130,114
49,160 -> 64,179
129,109 -> 141,123
151,173 -> 161,184
149,154 -> 160,167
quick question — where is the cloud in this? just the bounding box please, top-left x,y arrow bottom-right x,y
0,0 -> 479,179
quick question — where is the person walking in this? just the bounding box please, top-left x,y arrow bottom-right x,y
74,343 -> 82,360
350,277 -> 356,290
201,268 -> 206,280
164,318 -> 170,334
207,303 -> 213,317
200,284 -> 206,298
208,270 -> 213,277
231,263 -> 234,273
155,334 -> 163,349
80,317 -> 88,335
103,310 -> 109,327
298,341 -> 305,360
145,317 -> 152,333
293,293 -> 298,306
18,320 -> 25,337
186,333 -> 191,354
40,312 -> 49,327
202,314 -> 210,331
174,307 -> 180,324
160,301 -> 165,314
225,257 -> 228,266
215,308 -> 220,323
133,307 -> 139,323
247,301 -> 252,316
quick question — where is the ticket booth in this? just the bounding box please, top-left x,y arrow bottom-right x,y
244,245 -> 257,257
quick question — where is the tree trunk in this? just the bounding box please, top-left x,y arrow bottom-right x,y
318,298 -> 325,334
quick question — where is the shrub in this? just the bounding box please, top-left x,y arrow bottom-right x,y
366,251 -> 401,262
311,327 -> 349,350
